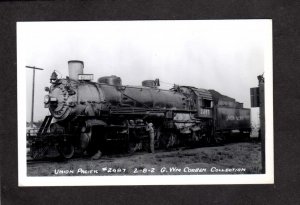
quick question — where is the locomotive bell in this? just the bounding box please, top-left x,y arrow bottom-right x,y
50,71 -> 58,83
68,60 -> 84,80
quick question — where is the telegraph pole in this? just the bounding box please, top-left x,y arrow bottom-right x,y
26,66 -> 44,128
250,74 -> 265,173
258,74 -> 265,173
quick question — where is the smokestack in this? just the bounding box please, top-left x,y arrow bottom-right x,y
68,60 -> 84,80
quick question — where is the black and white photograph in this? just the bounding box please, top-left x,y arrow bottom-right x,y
17,20 -> 273,186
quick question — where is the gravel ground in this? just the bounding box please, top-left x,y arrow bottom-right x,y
27,142 -> 262,176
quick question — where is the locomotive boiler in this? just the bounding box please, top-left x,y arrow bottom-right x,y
28,60 -> 251,159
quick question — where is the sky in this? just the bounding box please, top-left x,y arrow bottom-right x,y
17,20 -> 271,123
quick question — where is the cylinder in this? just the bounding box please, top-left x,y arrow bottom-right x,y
68,60 -> 84,80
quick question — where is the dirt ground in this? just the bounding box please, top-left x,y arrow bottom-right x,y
27,141 -> 262,176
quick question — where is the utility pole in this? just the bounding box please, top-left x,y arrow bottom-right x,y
26,66 -> 44,128
250,74 -> 265,173
258,74 -> 265,173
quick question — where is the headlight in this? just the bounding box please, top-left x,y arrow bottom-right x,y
44,95 -> 50,104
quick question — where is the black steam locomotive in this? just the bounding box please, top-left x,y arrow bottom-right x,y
28,60 -> 251,159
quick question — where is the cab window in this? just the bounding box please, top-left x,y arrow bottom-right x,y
202,99 -> 212,108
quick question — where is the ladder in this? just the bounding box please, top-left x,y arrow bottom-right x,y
37,115 -> 53,136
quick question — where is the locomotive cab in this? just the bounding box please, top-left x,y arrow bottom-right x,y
174,85 -> 213,118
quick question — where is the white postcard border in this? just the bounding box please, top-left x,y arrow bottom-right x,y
17,20 -> 274,186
